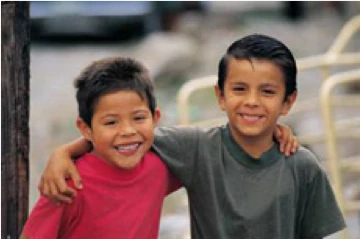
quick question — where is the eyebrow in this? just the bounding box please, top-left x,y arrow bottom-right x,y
230,81 -> 281,89
132,109 -> 150,115
230,81 -> 246,86
100,109 -> 150,117
99,113 -> 118,119
260,83 -> 279,88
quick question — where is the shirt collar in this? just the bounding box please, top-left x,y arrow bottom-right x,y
222,124 -> 282,168
80,152 -> 144,180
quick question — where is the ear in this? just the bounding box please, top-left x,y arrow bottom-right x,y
281,91 -> 297,116
215,85 -> 226,111
76,117 -> 93,142
153,107 -> 161,126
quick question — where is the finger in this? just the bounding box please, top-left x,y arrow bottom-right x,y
53,176 -> 75,203
49,198 -> 60,206
49,181 -> 64,203
283,134 -> 290,156
54,193 -> 73,204
56,176 -> 77,198
278,134 -> 285,153
285,135 -> 293,157
69,167 -> 83,190
292,139 -> 299,153
48,190 -> 72,205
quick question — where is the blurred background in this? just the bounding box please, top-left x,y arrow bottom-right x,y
29,1 -> 360,238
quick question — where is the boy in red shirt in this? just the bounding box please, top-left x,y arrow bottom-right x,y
21,57 -> 180,238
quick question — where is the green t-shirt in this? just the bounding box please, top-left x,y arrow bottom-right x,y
152,124 -> 346,238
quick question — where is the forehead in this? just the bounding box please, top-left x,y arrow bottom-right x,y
95,90 -> 148,109
226,58 -> 284,84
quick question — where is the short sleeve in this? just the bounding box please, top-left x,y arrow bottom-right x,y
152,126 -> 201,188
166,171 -> 183,194
300,167 -> 346,238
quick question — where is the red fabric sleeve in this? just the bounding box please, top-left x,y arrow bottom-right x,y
23,193 -> 82,239
22,196 -> 65,238
167,172 -> 183,194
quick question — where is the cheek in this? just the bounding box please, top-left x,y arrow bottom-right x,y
271,102 -> 288,116
139,125 -> 155,140
144,129 -> 155,141
91,127 -> 114,143
223,96 -> 239,109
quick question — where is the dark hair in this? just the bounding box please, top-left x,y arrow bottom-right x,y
74,57 -> 156,126
218,34 -> 297,99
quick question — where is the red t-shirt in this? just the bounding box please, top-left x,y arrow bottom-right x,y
23,152 -> 181,238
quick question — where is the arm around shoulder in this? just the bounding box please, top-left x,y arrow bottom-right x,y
153,126 -> 203,188
39,137 -> 90,203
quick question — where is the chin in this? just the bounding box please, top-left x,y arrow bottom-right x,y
109,158 -> 136,170
237,127 -> 262,136
118,162 -> 139,170
241,133 -> 263,139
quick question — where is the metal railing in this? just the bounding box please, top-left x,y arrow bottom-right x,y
320,70 -> 360,238
177,15 -> 360,126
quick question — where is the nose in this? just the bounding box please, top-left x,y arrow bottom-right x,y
244,90 -> 260,107
119,123 -> 136,137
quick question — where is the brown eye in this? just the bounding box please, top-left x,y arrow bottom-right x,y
233,86 -> 245,92
263,89 -> 276,95
134,115 -> 147,122
104,120 -> 116,125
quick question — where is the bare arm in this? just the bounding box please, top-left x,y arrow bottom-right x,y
59,136 -> 92,158
38,137 -> 91,203
39,124 -> 297,203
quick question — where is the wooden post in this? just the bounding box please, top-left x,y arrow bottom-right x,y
1,2 -> 30,238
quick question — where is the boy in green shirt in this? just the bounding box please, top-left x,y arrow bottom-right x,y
38,34 -> 345,238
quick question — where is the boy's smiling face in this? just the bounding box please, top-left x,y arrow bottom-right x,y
216,58 -> 296,146
77,90 -> 160,169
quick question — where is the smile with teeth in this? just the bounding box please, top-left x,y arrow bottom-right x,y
240,114 -> 262,122
115,143 -> 140,153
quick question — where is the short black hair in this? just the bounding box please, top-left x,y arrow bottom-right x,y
218,34 -> 297,99
74,57 -> 156,126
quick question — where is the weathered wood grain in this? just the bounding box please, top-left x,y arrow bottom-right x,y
1,2 -> 30,238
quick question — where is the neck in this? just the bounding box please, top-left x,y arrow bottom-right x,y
230,131 -> 275,159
